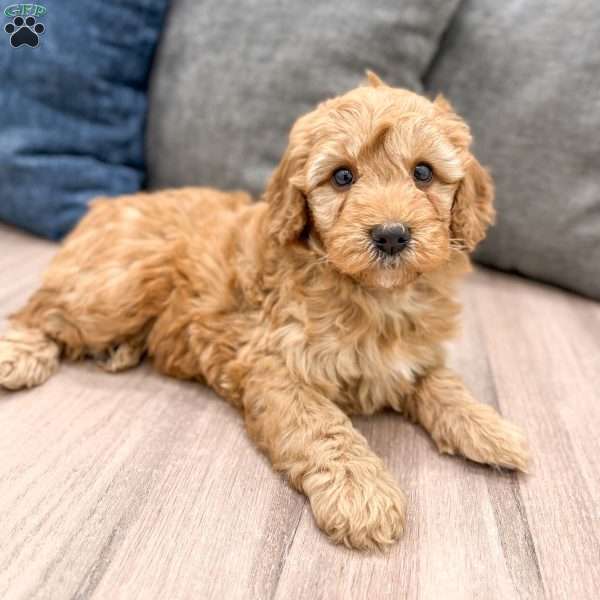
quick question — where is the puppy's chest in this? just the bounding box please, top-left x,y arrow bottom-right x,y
277,301 -> 442,413
314,328 -> 436,395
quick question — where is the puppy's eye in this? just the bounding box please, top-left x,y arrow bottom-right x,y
413,163 -> 434,185
331,167 -> 354,189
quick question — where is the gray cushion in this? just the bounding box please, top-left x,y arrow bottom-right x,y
147,0 -> 459,196
426,0 -> 600,298
148,0 -> 600,299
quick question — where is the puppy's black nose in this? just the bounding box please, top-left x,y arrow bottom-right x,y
370,224 -> 411,256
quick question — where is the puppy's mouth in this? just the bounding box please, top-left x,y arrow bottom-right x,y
371,246 -> 410,267
361,243 -> 422,289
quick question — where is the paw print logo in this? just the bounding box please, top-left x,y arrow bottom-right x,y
4,16 -> 45,47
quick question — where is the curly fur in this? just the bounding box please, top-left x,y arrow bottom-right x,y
0,75 -> 528,550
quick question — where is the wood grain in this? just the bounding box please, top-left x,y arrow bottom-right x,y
0,222 -> 599,600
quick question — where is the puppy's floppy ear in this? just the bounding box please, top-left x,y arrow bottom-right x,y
451,155 -> 495,252
264,142 -> 308,245
434,94 -> 495,251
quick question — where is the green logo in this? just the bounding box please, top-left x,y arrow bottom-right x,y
4,4 -> 46,17
4,3 -> 46,47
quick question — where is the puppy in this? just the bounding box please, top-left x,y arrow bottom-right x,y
0,73 -> 528,550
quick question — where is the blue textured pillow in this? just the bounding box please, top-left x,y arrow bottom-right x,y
0,1 -> 169,239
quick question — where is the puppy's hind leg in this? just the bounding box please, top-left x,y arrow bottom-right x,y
95,330 -> 148,373
0,325 -> 60,390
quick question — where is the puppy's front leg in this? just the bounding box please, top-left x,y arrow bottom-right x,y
405,367 -> 528,471
244,365 -> 406,550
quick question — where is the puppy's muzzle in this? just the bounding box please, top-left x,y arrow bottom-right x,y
370,223 -> 411,256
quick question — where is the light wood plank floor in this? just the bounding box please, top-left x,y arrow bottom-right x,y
1,223 -> 599,600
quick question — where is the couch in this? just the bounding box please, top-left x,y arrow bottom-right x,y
1,1 -> 599,598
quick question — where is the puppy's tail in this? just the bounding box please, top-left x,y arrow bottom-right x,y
0,324 -> 60,390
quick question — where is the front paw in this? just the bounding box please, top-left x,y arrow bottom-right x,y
305,463 -> 407,550
432,403 -> 529,472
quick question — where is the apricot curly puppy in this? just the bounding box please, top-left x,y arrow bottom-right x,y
0,73 -> 528,549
